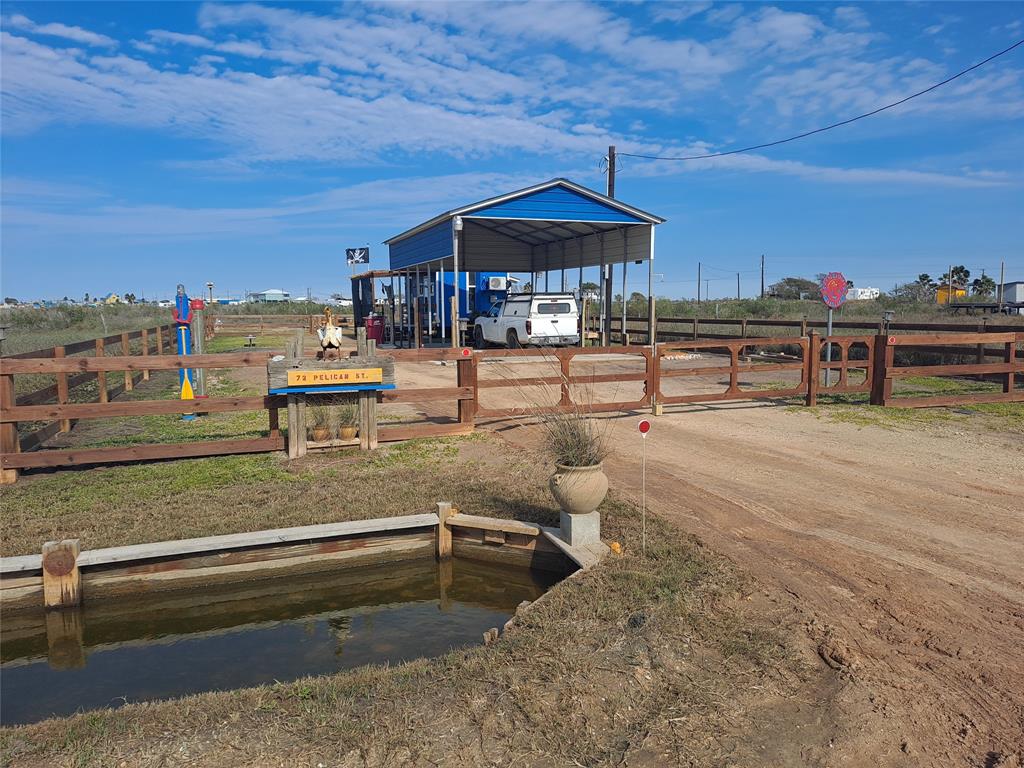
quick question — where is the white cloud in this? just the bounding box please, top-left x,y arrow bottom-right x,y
3,13 -> 116,48
833,6 -> 870,31
649,2 -> 712,25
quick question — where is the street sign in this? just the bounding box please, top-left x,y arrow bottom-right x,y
346,247 -> 369,265
819,272 -> 849,309
638,419 -> 651,436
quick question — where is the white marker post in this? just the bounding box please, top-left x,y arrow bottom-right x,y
638,418 -> 651,557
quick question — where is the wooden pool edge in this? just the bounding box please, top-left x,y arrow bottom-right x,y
1,506 -> 605,612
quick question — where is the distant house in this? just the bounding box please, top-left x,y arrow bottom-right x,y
936,285 -> 967,305
847,287 -> 880,300
102,293 -> 121,305
247,289 -> 291,303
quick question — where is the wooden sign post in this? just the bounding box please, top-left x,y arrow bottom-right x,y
268,327 -> 395,457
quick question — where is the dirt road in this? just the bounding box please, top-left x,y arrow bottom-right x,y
397,355 -> 1023,766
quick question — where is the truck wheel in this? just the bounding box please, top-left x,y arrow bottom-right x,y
473,326 -> 486,349
506,329 -> 521,349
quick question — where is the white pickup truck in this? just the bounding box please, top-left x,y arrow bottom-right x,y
473,293 -> 580,348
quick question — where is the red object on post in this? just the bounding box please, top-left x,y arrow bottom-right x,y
190,298 -> 206,311
638,419 -> 651,435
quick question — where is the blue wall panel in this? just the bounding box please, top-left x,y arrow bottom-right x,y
466,186 -> 645,223
389,219 -> 453,270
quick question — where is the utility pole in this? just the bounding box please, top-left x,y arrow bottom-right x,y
998,260 -> 1005,306
736,272 -> 741,300
206,282 -> 214,303
760,254 -> 765,298
604,145 -> 616,344
697,261 -> 701,304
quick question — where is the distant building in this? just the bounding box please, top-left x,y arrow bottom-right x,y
998,281 -> 1024,303
936,285 -> 967,305
102,293 -> 121,305
847,287 -> 880,300
247,288 -> 291,303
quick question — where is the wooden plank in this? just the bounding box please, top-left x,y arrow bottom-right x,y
0,352 -> 274,374
42,539 -> 81,609
0,513 -> 439,575
658,362 -> 803,379
887,332 -> 1016,346
885,390 -> 1024,409
377,422 -> 474,442
380,386 -> 473,403
18,420 -> 62,452
887,362 -> 1020,378
806,331 -> 819,407
447,513 -> 541,536
2,394 -> 286,423
0,436 -> 285,469
476,371 -> 649,388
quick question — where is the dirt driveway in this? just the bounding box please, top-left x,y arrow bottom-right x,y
396,353 -> 1023,766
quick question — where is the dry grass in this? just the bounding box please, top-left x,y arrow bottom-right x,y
0,433 -> 817,767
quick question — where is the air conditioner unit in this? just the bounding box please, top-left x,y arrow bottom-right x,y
488,276 -> 507,291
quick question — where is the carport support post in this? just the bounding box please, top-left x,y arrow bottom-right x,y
452,217 -> 462,347
621,228 -> 628,345
647,225 -> 656,347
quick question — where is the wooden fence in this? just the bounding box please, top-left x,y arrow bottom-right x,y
1,331 -> 1021,482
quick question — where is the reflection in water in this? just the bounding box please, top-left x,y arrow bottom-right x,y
1,557 -> 558,725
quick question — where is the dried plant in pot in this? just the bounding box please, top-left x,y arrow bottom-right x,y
544,411 -> 610,515
336,400 -> 358,440
307,404 -> 331,443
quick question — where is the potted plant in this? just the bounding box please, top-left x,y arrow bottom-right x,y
336,401 -> 358,440
543,410 -> 610,516
308,404 -> 331,443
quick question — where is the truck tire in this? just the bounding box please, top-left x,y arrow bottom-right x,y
473,326 -> 486,349
506,329 -> 521,349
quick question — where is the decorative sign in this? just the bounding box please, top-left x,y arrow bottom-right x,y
819,272 -> 849,309
286,368 -> 382,387
268,355 -> 395,395
638,419 -> 651,436
346,247 -> 369,265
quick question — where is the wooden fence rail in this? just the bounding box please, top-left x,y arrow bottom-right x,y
1,331 -> 1021,482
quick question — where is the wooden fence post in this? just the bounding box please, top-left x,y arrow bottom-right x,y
558,351 -> 572,406
436,501 -> 453,560
121,332 -> 133,392
457,354 -> 477,427
413,298 -> 422,349
54,346 -> 71,433
1004,339 -> 1015,394
42,539 -> 82,609
805,331 -> 819,407
155,325 -> 164,355
869,334 -> 890,406
692,317 -> 699,340
95,338 -> 108,403
140,329 -> 150,381
0,373 -> 19,484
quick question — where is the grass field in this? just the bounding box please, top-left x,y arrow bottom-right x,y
0,432 -> 819,768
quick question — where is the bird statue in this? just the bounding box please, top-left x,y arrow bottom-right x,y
317,307 -> 345,360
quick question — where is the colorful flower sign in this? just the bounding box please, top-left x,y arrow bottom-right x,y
819,272 -> 849,309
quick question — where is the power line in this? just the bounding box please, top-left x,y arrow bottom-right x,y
619,38 -> 1024,162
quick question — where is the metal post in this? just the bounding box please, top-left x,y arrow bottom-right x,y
599,232 -> 608,346
439,261 -> 446,339
560,241 -> 566,292
824,307 -> 834,387
621,228 -> 628,346
193,308 -> 206,396
647,225 -> 655,347
452,217 -> 461,347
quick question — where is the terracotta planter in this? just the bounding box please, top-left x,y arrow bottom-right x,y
338,425 -> 357,440
549,463 -> 608,515
311,427 -> 330,442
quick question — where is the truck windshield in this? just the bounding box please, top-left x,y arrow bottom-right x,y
534,302 -> 572,314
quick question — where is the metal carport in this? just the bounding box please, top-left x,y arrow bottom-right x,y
385,178 -> 665,347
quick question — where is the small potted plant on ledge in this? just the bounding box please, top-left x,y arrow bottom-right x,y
308,404 -> 331,443
336,401 -> 358,441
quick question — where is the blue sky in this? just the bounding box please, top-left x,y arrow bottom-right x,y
2,1 -> 1022,301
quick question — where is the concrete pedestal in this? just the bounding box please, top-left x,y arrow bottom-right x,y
559,511 -> 601,547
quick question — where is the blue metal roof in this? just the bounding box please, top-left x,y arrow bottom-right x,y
386,178 -> 664,272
